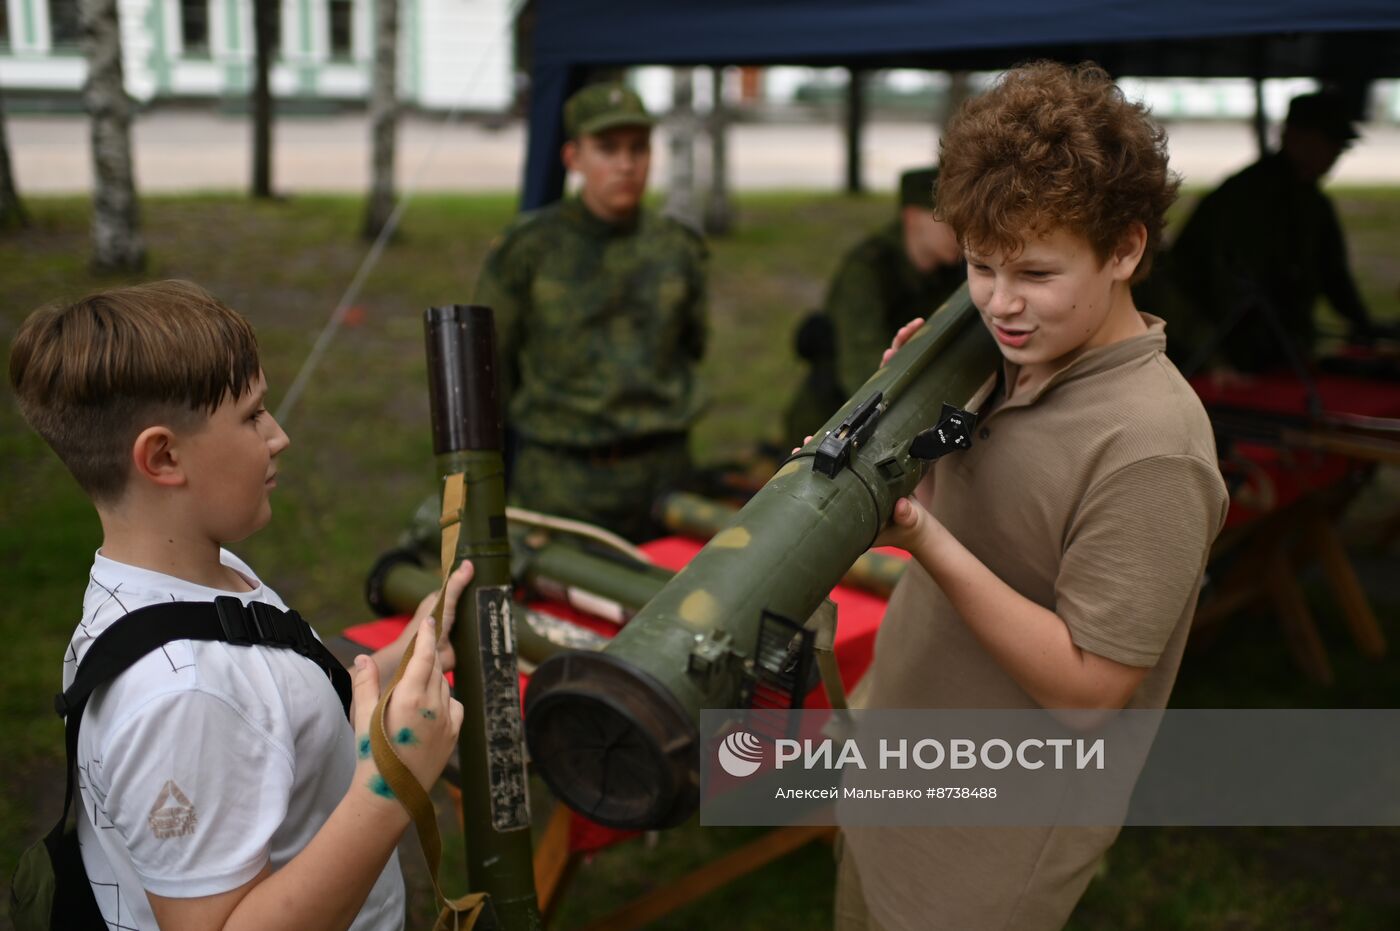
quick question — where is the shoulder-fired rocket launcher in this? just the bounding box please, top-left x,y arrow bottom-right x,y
523,285 -> 1001,830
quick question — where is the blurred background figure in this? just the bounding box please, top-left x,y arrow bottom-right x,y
1162,90 -> 1395,374
784,166 -> 964,439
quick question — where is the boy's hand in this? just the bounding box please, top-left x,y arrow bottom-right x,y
350,616 -> 465,798
880,317 -> 926,367
874,494 -> 939,552
375,562 -> 473,675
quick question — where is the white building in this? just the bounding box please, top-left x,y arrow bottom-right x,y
4,6 -> 1396,124
0,0 -> 516,110
635,67 -> 1400,124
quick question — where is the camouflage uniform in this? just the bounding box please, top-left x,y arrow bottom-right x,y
784,222 -> 964,440
474,196 -> 707,542
827,220 -> 967,394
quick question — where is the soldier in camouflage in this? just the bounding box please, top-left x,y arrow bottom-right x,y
784,167 -> 965,439
475,82 -> 707,542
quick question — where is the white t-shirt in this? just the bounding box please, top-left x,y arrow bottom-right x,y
63,550 -> 405,930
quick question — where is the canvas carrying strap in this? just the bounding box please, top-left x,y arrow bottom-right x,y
368,471 -> 488,931
50,598 -> 353,857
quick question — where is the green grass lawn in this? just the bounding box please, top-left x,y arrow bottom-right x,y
2,190 -> 1399,929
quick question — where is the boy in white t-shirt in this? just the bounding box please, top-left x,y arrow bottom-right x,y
10,280 -> 471,931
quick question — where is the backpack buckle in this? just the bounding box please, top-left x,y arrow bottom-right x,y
216,597 -> 317,658
214,596 -> 255,645
282,608 -> 316,655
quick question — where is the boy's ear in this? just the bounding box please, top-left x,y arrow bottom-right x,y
561,139 -> 580,173
131,426 -> 186,489
1110,222 -> 1149,281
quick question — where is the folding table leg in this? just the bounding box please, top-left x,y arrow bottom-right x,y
1266,546 -> 1334,685
1307,511 -> 1387,658
533,802 -> 580,925
579,825 -> 836,931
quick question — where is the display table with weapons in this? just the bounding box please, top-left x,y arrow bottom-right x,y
1188,366 -> 1400,684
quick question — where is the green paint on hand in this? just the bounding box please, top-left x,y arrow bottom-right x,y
358,735 -> 371,759
421,709 -> 437,720
394,727 -> 419,747
369,774 -> 395,799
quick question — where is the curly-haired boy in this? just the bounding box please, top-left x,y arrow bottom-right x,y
837,62 -> 1229,931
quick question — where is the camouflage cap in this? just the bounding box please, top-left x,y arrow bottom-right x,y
1285,91 -> 1360,145
564,82 -> 655,139
899,166 -> 940,209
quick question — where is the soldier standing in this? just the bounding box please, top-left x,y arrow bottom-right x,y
475,82 -> 707,542
785,167 -> 964,439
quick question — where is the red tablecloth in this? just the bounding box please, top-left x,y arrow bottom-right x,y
1214,442 -> 1358,529
342,536 -> 901,852
1189,371 -> 1400,421
1189,373 -> 1400,529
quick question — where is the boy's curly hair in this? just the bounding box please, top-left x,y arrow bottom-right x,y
9,280 -> 261,504
936,61 -> 1179,282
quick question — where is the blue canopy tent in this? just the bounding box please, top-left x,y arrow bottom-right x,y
521,0 -> 1400,209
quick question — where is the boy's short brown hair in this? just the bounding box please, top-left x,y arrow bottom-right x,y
9,280 -> 261,504
936,61 -> 1179,282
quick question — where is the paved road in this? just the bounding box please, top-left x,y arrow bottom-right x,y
10,110 -> 1400,195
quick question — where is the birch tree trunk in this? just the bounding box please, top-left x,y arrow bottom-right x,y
81,0 -> 145,270
703,67 -> 732,237
362,0 -> 399,238
0,84 -> 28,230
665,68 -> 699,230
942,71 -> 972,128
251,0 -> 276,198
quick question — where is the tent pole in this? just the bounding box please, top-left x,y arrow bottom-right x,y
1252,75 -> 1268,159
1251,37 -> 1269,159
845,67 -> 865,195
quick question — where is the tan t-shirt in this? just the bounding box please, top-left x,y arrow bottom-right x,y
844,315 -> 1228,931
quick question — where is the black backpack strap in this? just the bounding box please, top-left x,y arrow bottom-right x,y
58,598 -> 351,717
49,598 -> 353,848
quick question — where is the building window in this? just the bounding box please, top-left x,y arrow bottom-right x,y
48,0 -> 83,49
180,0 -> 208,54
328,0 -> 352,59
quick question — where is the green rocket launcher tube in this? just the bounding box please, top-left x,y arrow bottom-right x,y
656,491 -> 910,598
366,533 -> 672,658
367,557 -> 613,665
523,285 -> 1000,830
424,305 -> 542,931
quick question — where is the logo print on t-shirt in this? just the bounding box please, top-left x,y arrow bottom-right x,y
148,780 -> 198,838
